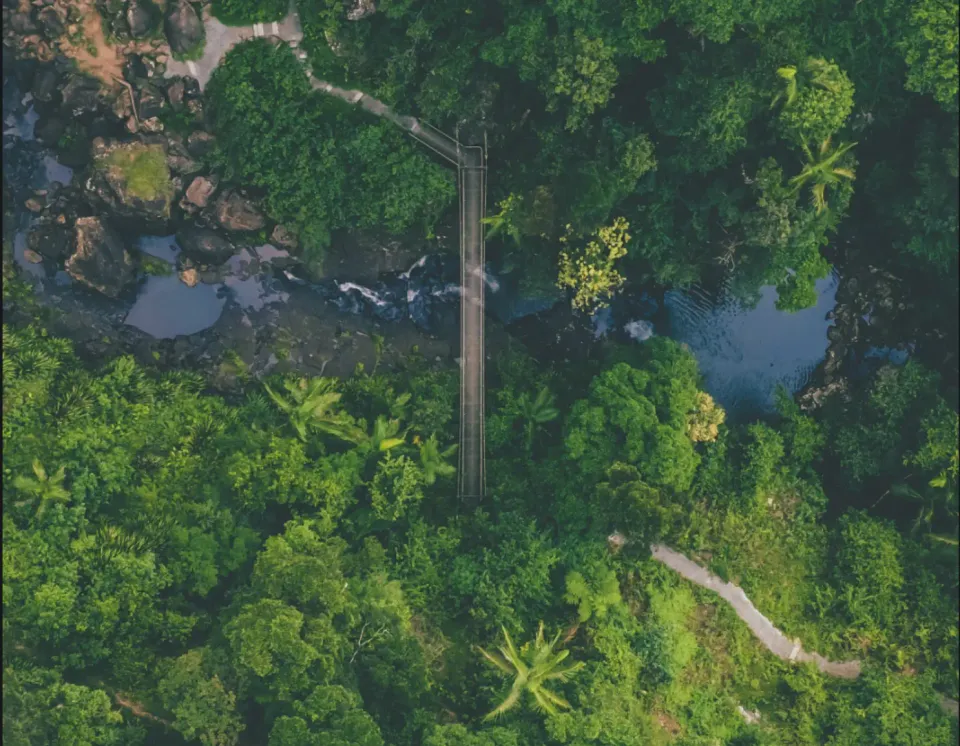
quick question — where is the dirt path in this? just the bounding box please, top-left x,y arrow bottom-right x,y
651,544 -> 960,715
650,544 -> 862,678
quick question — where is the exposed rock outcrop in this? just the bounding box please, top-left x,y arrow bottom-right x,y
86,137 -> 174,221
126,0 -> 157,38
164,0 -> 204,57
66,217 -> 136,297
213,189 -> 265,232
182,174 -> 218,209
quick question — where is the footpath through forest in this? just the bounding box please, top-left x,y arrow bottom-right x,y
165,8 -> 957,717
651,544 -> 960,716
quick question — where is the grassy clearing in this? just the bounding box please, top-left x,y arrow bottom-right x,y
99,144 -> 174,203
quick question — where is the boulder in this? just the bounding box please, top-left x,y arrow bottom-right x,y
213,190 -> 265,232
8,12 -> 38,34
183,174 -> 218,208
66,217 -> 135,297
123,53 -> 148,83
184,96 -> 204,124
126,0 -> 156,38
136,82 -> 165,119
27,222 -> 73,261
165,139 -> 201,174
164,77 -> 185,110
87,138 -> 173,220
59,75 -> 101,117
176,225 -> 237,264
164,0 -> 204,57
34,114 -> 66,145
185,130 -> 215,158
30,66 -> 60,102
37,7 -> 64,38
270,223 -> 299,250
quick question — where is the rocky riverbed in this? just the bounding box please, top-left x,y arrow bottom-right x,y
1,8 -> 935,416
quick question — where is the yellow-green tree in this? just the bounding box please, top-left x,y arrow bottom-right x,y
557,217 -> 630,312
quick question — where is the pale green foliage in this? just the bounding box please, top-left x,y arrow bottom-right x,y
788,137 -> 857,214
370,453 -> 425,521
157,649 -> 245,746
898,0 -> 960,111
774,58 -> 855,144
12,460 -> 70,518
557,217 -> 630,312
477,621 -> 585,719
517,386 -> 560,452
686,392 -> 726,443
550,32 -> 619,131
264,377 -> 365,444
418,435 -> 457,485
223,599 -> 321,701
564,567 -> 622,622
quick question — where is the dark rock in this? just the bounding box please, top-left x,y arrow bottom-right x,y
164,0 -> 204,57
8,12 -> 38,34
66,217 -> 135,297
136,82 -> 165,119
184,96 -> 204,123
270,224 -> 298,250
123,53 -> 148,83
30,66 -> 59,102
60,75 -> 101,117
182,76 -> 200,99
213,190 -> 265,232
185,129 -> 215,158
34,114 -> 66,145
183,174 -> 218,208
164,77 -> 185,110
126,0 -> 157,38
27,221 -> 72,260
37,7 -> 64,38
176,225 -> 237,264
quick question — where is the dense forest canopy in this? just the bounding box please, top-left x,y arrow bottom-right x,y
3,0 -> 959,743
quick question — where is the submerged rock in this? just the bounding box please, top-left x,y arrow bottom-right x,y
59,75 -> 102,117
66,217 -> 135,297
176,225 -> 237,264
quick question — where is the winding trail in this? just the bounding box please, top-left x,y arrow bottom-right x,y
165,5 -> 486,505
651,544 -> 960,716
650,544 -> 861,677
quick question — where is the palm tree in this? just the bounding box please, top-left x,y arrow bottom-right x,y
481,194 -> 523,247
419,435 -> 457,485
517,387 -> 559,452
788,136 -> 857,214
13,460 -> 71,518
771,58 -> 845,110
369,415 -> 406,452
477,622 -> 585,720
263,377 -> 365,444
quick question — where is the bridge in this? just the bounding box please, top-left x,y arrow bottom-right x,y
166,10 -> 488,506
306,95 -> 488,506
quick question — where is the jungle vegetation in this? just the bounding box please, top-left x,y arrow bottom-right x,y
3,0 -> 959,743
